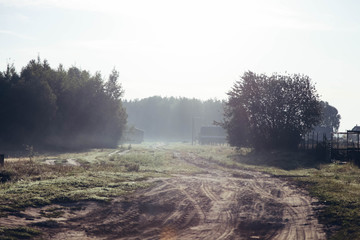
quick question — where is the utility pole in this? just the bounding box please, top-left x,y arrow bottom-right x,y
192,117 -> 201,145
192,117 -> 194,145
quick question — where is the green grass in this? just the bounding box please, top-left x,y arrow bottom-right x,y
0,144 -> 200,218
298,163 -> 360,240
182,144 -> 360,240
115,145 -> 200,174
238,154 -> 360,240
0,226 -> 41,240
3,143 -> 360,239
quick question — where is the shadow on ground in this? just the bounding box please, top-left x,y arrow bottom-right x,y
235,150 -> 329,171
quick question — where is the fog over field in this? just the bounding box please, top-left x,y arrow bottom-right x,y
2,2 -> 360,239
2,0 -> 360,130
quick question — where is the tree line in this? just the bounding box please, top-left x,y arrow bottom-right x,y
123,97 -> 224,141
0,58 -> 340,151
0,58 -> 126,150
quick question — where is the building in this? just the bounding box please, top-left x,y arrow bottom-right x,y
123,127 -> 144,143
198,126 -> 227,145
352,125 -> 360,132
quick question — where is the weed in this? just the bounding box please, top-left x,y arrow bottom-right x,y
0,170 -> 12,183
0,226 -> 41,239
40,207 -> 65,218
109,155 -> 116,161
24,145 -> 35,162
31,220 -> 62,228
125,163 -> 140,172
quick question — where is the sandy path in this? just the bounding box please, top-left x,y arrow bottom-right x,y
1,150 -> 326,239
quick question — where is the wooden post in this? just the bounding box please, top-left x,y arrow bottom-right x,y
347,131 -> 349,160
330,133 -> 333,160
308,133 -> 310,150
312,132 -> 315,149
316,132 -> 319,147
192,117 -> 194,145
0,154 -> 4,167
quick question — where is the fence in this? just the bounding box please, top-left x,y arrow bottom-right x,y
330,131 -> 360,164
301,131 -> 360,164
301,132 -> 328,150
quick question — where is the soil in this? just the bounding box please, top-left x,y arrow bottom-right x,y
0,151 -> 326,240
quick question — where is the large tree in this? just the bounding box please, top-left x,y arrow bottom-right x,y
319,101 -> 341,132
222,71 -> 322,150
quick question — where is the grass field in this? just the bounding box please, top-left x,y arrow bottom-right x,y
179,144 -> 360,240
0,143 -> 200,239
1,143 -> 360,239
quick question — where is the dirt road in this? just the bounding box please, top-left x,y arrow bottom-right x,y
43,151 -> 325,240
2,150 -> 326,239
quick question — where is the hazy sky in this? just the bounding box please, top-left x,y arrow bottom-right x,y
1,0 -> 360,130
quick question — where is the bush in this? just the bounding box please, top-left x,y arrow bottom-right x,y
125,163 -> 140,172
0,170 -> 12,183
108,155 -> 116,161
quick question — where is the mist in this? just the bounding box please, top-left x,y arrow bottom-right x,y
0,59 -> 127,151
124,96 -> 224,142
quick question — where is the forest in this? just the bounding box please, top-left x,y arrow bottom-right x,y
0,58 -> 126,150
0,58 -> 224,150
123,97 -> 224,141
0,58 -> 340,150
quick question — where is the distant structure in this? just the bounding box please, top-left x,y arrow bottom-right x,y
312,125 -> 333,140
123,127 -> 144,143
352,125 -> 360,132
329,125 -> 360,164
198,126 -> 227,145
348,125 -> 360,144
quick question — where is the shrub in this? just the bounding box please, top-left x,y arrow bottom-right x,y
125,163 -> 139,172
0,170 -> 12,183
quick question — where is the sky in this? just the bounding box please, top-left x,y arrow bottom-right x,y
1,0 -> 360,131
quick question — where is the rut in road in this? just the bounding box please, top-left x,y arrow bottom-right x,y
49,151 -> 326,240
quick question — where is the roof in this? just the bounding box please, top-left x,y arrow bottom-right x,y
199,126 -> 226,137
352,126 -> 360,132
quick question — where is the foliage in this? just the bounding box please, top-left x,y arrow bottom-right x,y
0,170 -> 12,183
125,162 -> 140,172
222,71 -> 322,150
0,58 -> 127,150
105,68 -> 124,101
24,145 -> 35,161
0,226 -> 41,239
123,96 -> 224,141
319,101 -> 341,132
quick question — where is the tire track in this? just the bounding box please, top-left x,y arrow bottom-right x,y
35,149 -> 326,240
168,181 -> 206,223
200,180 -> 234,239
